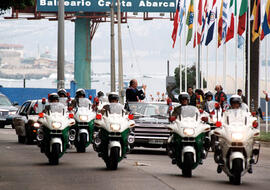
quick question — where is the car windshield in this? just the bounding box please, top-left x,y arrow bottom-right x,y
78,98 -> 91,108
109,103 -> 124,114
0,95 -> 12,106
180,106 -> 199,119
129,102 -> 169,118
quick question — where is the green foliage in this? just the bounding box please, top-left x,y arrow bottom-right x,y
0,0 -> 34,13
174,64 -> 207,92
255,132 -> 270,142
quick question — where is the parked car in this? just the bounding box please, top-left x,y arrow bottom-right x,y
13,99 -> 47,144
128,102 -> 179,149
0,93 -> 18,128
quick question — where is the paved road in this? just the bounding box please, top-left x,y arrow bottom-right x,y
0,128 -> 270,190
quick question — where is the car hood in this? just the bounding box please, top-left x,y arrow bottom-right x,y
0,105 -> 18,112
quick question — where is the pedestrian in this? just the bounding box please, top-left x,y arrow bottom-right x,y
187,87 -> 196,106
214,85 -> 227,106
161,93 -> 166,102
126,79 -> 146,102
237,89 -> 247,104
195,89 -> 204,109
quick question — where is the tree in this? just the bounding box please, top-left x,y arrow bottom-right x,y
0,0 -> 34,14
174,64 -> 207,93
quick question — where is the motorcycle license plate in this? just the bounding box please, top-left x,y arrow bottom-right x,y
149,139 -> 164,145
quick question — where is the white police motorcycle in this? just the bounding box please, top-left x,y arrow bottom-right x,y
94,103 -> 135,170
213,108 -> 260,185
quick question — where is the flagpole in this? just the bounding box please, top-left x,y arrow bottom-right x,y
215,12 -> 218,86
201,45 -> 203,89
223,44 -> 227,92
248,0 -> 251,108
235,5 -> 238,93
180,35 -> 182,93
185,11 -> 187,92
206,45 -> 209,90
195,0 -> 199,89
266,36 -> 269,133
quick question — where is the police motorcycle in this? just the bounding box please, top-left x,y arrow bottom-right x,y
167,93 -> 211,177
213,95 -> 260,185
37,94 -> 75,165
69,98 -> 95,153
93,94 -> 135,170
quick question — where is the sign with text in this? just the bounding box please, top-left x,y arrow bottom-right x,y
37,0 -> 176,13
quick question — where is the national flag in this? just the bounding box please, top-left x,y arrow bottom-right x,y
205,0 -> 217,46
261,0 -> 270,40
218,0 -> 224,47
172,0 -> 181,48
186,0 -> 194,45
196,0 -> 203,46
252,0 -> 261,42
200,0 -> 210,43
193,31 -> 197,48
178,0 -> 187,37
222,0 -> 230,42
238,34 -> 245,49
238,0 -> 248,36
225,0 -> 235,42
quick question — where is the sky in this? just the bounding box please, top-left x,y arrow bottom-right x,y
0,0 -> 269,80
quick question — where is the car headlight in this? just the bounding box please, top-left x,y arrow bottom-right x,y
232,133 -> 244,141
110,124 -> 121,132
79,115 -> 88,121
33,122 -> 40,128
8,111 -> 16,115
52,122 -> 62,129
183,128 -> 195,136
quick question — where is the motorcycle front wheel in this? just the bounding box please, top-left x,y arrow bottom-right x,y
106,147 -> 120,170
230,158 -> 243,185
182,152 -> 194,177
49,143 -> 60,165
76,133 -> 87,153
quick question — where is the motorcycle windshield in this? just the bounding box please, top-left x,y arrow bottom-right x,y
49,103 -> 65,113
59,97 -> 68,106
225,109 -> 248,125
109,103 -> 124,114
78,98 -> 91,108
180,106 -> 199,119
207,101 -> 218,112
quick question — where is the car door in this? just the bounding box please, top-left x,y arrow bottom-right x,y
14,101 -> 31,136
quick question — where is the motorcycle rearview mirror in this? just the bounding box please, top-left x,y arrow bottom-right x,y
169,116 -> 176,122
128,114 -> 134,120
96,114 -> 102,120
39,112 -> 44,118
215,121 -> 222,127
199,109 -> 204,114
214,103 -> 220,109
89,95 -> 92,101
201,117 -> 208,122
42,98 -> 46,104
68,106 -> 73,111
69,113 -> 74,119
252,121 -> 258,128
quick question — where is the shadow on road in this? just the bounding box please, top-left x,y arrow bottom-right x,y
130,148 -> 167,155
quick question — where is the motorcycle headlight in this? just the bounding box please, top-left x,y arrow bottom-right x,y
8,111 -> 16,115
110,124 -> 121,132
33,122 -> 40,128
52,122 -> 62,129
232,133 -> 244,141
183,128 -> 195,136
79,115 -> 88,121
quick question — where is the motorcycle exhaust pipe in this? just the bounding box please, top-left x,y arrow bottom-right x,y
69,129 -> 76,141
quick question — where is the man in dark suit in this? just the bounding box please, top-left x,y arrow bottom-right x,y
126,79 -> 146,102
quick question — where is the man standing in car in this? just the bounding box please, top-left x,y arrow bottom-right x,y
126,79 -> 146,102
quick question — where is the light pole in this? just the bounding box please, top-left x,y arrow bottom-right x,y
110,1 -> 116,92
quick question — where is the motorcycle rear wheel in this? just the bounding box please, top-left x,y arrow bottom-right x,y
76,133 -> 87,153
182,152 -> 194,177
106,147 -> 120,170
230,158 -> 243,185
49,143 -> 60,165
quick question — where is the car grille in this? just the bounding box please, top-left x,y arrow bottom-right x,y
0,111 -> 8,117
133,124 -> 170,140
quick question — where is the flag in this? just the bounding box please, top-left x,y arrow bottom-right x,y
200,0 -> 210,44
196,0 -> 203,46
252,0 -> 261,42
238,0 -> 248,36
218,0 -> 224,47
238,34 -> 245,48
205,0 -> 217,46
193,31 -> 197,48
225,0 -> 235,42
178,0 -> 187,36
222,0 -> 230,42
186,0 -> 194,45
261,0 -> 270,40
172,0 -> 181,48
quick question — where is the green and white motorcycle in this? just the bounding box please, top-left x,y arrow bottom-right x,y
69,98 -> 96,153
167,105 -> 211,177
93,103 -> 135,170
37,102 -> 75,165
